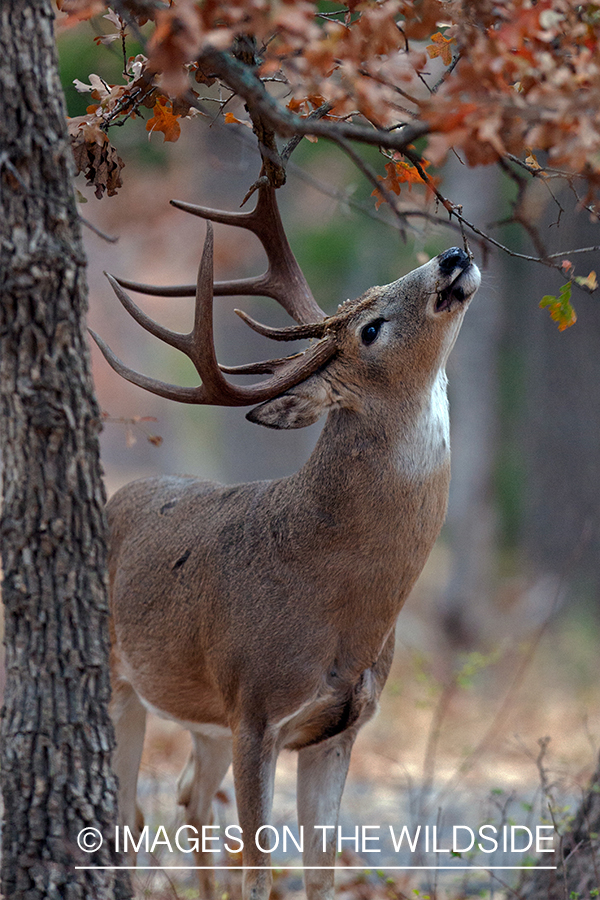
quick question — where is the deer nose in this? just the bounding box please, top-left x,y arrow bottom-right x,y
438,247 -> 470,276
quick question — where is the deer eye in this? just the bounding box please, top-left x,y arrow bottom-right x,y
361,318 -> 384,346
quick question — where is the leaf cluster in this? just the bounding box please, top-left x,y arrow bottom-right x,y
57,0 -> 600,326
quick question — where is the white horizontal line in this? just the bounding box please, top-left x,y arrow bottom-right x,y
75,865 -> 558,871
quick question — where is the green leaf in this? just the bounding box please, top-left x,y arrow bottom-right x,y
539,282 -> 577,331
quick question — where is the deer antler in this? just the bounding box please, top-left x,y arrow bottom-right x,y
113,184 -> 326,324
90,187 -> 338,407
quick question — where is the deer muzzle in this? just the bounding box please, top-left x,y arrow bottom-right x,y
435,247 -> 481,313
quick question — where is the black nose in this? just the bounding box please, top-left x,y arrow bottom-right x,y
438,247 -> 470,276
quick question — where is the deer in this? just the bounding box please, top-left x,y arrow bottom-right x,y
90,183 -> 481,900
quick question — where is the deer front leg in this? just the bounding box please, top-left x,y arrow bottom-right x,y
232,723 -> 278,900
297,731 -> 357,900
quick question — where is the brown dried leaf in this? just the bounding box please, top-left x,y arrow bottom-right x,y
56,0 -> 107,26
426,31 -> 454,66
147,4 -> 203,97
70,128 -> 125,198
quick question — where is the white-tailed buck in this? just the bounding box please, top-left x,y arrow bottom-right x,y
91,184 -> 480,900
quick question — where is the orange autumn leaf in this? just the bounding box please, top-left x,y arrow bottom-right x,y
524,148 -> 542,170
224,112 -> 252,127
426,31 -> 454,66
371,158 -> 435,208
287,95 -> 327,117
146,101 -> 181,142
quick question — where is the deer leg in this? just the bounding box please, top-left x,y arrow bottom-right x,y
110,679 -> 147,856
231,724 -> 278,900
297,731 -> 357,900
176,731 -> 233,900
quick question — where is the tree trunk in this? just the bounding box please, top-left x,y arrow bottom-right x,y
0,2 -> 129,898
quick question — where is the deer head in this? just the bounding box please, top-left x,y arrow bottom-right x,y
90,184 -> 480,429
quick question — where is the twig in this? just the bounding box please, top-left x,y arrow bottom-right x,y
223,115 -> 477,241
109,0 -> 148,49
402,147 -> 600,286
196,47 -> 429,151
431,52 -> 462,94
546,245 -> 600,259
78,215 -> 119,243
281,101 -> 335,165
287,156 -> 476,239
497,157 -> 549,259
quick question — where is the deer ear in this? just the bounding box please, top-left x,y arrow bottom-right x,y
246,375 -> 335,430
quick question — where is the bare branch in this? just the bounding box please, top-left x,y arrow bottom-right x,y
281,101 -> 335,165
401,147 -> 599,287
78,216 -> 119,244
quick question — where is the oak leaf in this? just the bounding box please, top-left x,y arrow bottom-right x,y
524,148 -> 542,170
426,31 -> 454,66
224,112 -> 252,128
371,157 -> 434,208
71,128 -> 125,198
146,100 -> 182,142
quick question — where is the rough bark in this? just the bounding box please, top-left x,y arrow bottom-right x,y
0,2 -> 129,898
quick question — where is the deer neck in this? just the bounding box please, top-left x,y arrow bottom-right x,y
265,368 -> 451,669
296,367 -> 451,512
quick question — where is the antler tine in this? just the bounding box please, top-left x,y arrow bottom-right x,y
219,352 -> 304,376
111,272 -> 314,303
170,184 -> 327,325
104,273 -> 190,353
113,277 -> 196,298
233,309 -> 327,341
93,220 -> 338,407
89,328 -> 206,403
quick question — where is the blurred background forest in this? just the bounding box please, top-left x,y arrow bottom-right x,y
51,17 -> 600,897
